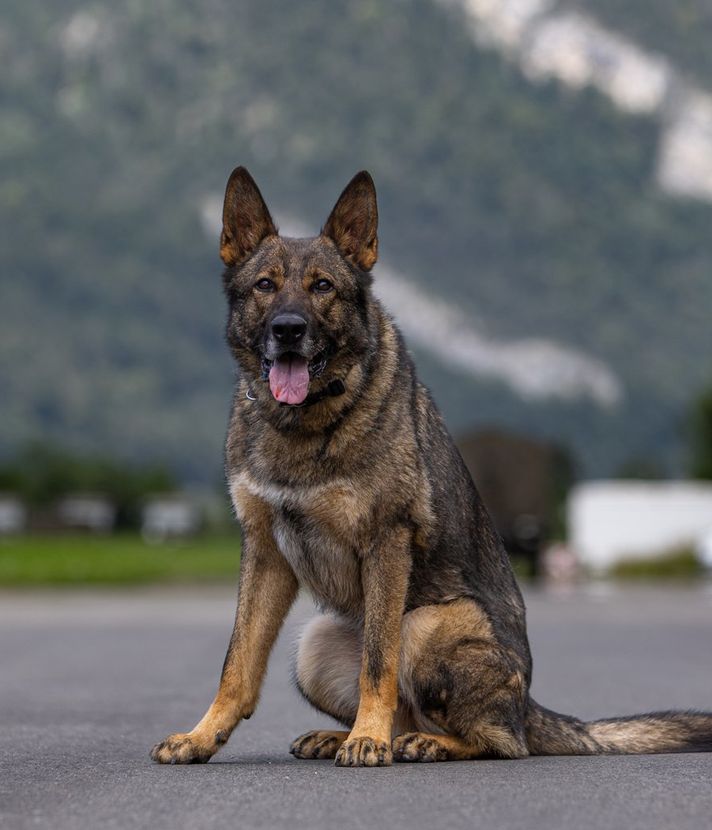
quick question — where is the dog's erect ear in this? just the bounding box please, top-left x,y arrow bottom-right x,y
220,166 -> 278,267
322,171 -> 378,271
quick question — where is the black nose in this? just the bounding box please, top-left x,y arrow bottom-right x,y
271,313 -> 307,345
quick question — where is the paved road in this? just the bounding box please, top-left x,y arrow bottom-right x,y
1,584 -> 711,830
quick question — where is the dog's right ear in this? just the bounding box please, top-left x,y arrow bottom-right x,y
220,167 -> 278,267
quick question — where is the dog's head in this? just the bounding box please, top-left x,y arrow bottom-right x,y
221,167 -> 378,406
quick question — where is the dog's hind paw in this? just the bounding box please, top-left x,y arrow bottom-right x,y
290,730 -> 350,760
150,731 -> 217,765
392,732 -> 450,763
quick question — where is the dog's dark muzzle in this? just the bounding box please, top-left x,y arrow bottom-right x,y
270,313 -> 307,347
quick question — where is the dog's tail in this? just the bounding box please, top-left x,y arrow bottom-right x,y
526,698 -> 712,755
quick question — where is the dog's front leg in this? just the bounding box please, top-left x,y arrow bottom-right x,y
151,533 -> 298,764
335,525 -> 411,767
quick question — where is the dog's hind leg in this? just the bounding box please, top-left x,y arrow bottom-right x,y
395,599 -> 530,762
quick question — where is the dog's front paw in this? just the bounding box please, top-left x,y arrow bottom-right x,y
150,731 -> 218,765
335,735 -> 392,767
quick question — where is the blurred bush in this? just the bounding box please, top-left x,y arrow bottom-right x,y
609,547 -> 704,581
690,384 -> 712,480
0,442 -> 177,529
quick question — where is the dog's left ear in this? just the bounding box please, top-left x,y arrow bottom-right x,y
322,171 -> 378,271
220,166 -> 278,267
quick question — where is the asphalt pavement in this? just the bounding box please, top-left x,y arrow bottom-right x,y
1,583 -> 711,830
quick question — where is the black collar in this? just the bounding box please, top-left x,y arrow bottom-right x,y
288,378 -> 346,408
247,378 -> 346,409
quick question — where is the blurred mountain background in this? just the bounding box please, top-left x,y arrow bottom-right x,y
2,0 -> 712,483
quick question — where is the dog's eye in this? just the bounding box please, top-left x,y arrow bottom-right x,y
255,278 -> 275,292
313,278 -> 333,293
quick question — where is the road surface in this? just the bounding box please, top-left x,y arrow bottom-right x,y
1,584 -> 711,830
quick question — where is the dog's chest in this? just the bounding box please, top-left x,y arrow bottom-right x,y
272,510 -> 362,614
231,472 -> 366,615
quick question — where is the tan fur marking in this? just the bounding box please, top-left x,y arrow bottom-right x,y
231,471 -> 368,540
400,598 -> 493,662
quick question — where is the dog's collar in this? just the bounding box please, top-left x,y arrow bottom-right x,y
246,378 -> 346,409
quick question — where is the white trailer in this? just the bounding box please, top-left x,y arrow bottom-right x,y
568,480 -> 712,569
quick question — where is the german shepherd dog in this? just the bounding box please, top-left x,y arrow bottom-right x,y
151,168 -> 712,766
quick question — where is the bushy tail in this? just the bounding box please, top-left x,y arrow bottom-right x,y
526,698 -> 712,755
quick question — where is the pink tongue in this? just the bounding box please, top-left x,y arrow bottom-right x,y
269,354 -> 310,404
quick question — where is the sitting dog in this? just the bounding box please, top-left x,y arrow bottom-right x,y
151,168 -> 712,766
